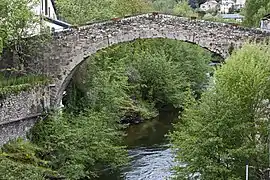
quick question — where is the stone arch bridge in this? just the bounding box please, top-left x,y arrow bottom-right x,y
2,13 -> 270,145
21,13 -> 270,108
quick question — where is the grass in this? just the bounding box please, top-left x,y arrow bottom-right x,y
0,73 -> 50,97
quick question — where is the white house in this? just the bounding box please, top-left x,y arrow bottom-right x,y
260,14 -> 270,31
235,0 -> 246,10
30,0 -> 70,34
235,0 -> 246,6
32,0 -> 57,20
220,0 -> 235,14
200,0 -> 219,12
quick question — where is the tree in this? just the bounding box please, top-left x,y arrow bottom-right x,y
151,0 -> 178,13
151,0 -> 198,13
173,0 -> 197,17
30,112 -> 128,179
0,0 -> 50,72
65,39 -> 212,120
243,0 -> 270,27
0,139 -> 58,180
0,0 -> 38,54
170,43 -> 270,179
55,0 -> 152,25
55,0 -> 114,25
112,0 -> 152,17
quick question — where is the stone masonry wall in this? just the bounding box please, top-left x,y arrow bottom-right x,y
0,86 -> 50,145
0,117 -> 39,146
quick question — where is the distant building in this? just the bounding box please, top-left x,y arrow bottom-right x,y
220,0 -> 246,13
188,0 -> 197,9
200,0 -> 219,12
220,0 -> 235,14
221,13 -> 244,22
30,0 -> 70,34
235,0 -> 246,10
260,14 -> 270,31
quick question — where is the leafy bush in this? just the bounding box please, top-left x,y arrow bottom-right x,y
243,0 -> 270,27
0,158 -> 45,180
0,112 -> 128,180
173,0 -> 197,17
30,112 -> 128,179
56,0 -> 151,25
0,139 -> 58,180
65,39 -> 212,118
170,43 -> 270,179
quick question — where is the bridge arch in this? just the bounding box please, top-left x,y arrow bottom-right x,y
41,14 -> 269,107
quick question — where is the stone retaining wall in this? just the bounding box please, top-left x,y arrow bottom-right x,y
0,117 -> 39,146
0,86 -> 50,145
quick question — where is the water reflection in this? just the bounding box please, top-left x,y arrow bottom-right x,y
122,146 -> 176,180
99,110 -> 178,180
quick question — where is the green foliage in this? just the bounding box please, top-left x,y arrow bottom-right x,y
56,0 -> 247,26
55,0 -> 113,25
0,158 -> 45,180
1,139 -> 45,166
65,53 -> 138,118
0,0 -> 38,54
0,95 -> 127,180
0,139 -> 58,180
202,14 -> 241,24
243,0 -> 270,27
30,112 -> 128,179
66,39 -> 212,119
112,0 -> 152,17
0,37 -> 3,55
151,0 -> 178,13
56,0 -> 152,25
0,74 -> 49,97
129,51 -> 188,108
170,43 -> 270,179
0,0 -> 51,73
173,0 -> 197,17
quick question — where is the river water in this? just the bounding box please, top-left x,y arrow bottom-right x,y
99,110 -> 178,180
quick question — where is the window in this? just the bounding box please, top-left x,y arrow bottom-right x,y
41,0 -> 43,13
45,0 -> 48,15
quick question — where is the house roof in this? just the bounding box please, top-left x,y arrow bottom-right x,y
51,0 -> 56,11
203,0 -> 218,4
221,14 -> 244,19
44,16 -> 71,28
222,0 -> 235,3
50,0 -> 59,18
262,14 -> 270,20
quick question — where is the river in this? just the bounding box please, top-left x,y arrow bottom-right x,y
99,110 -> 178,180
